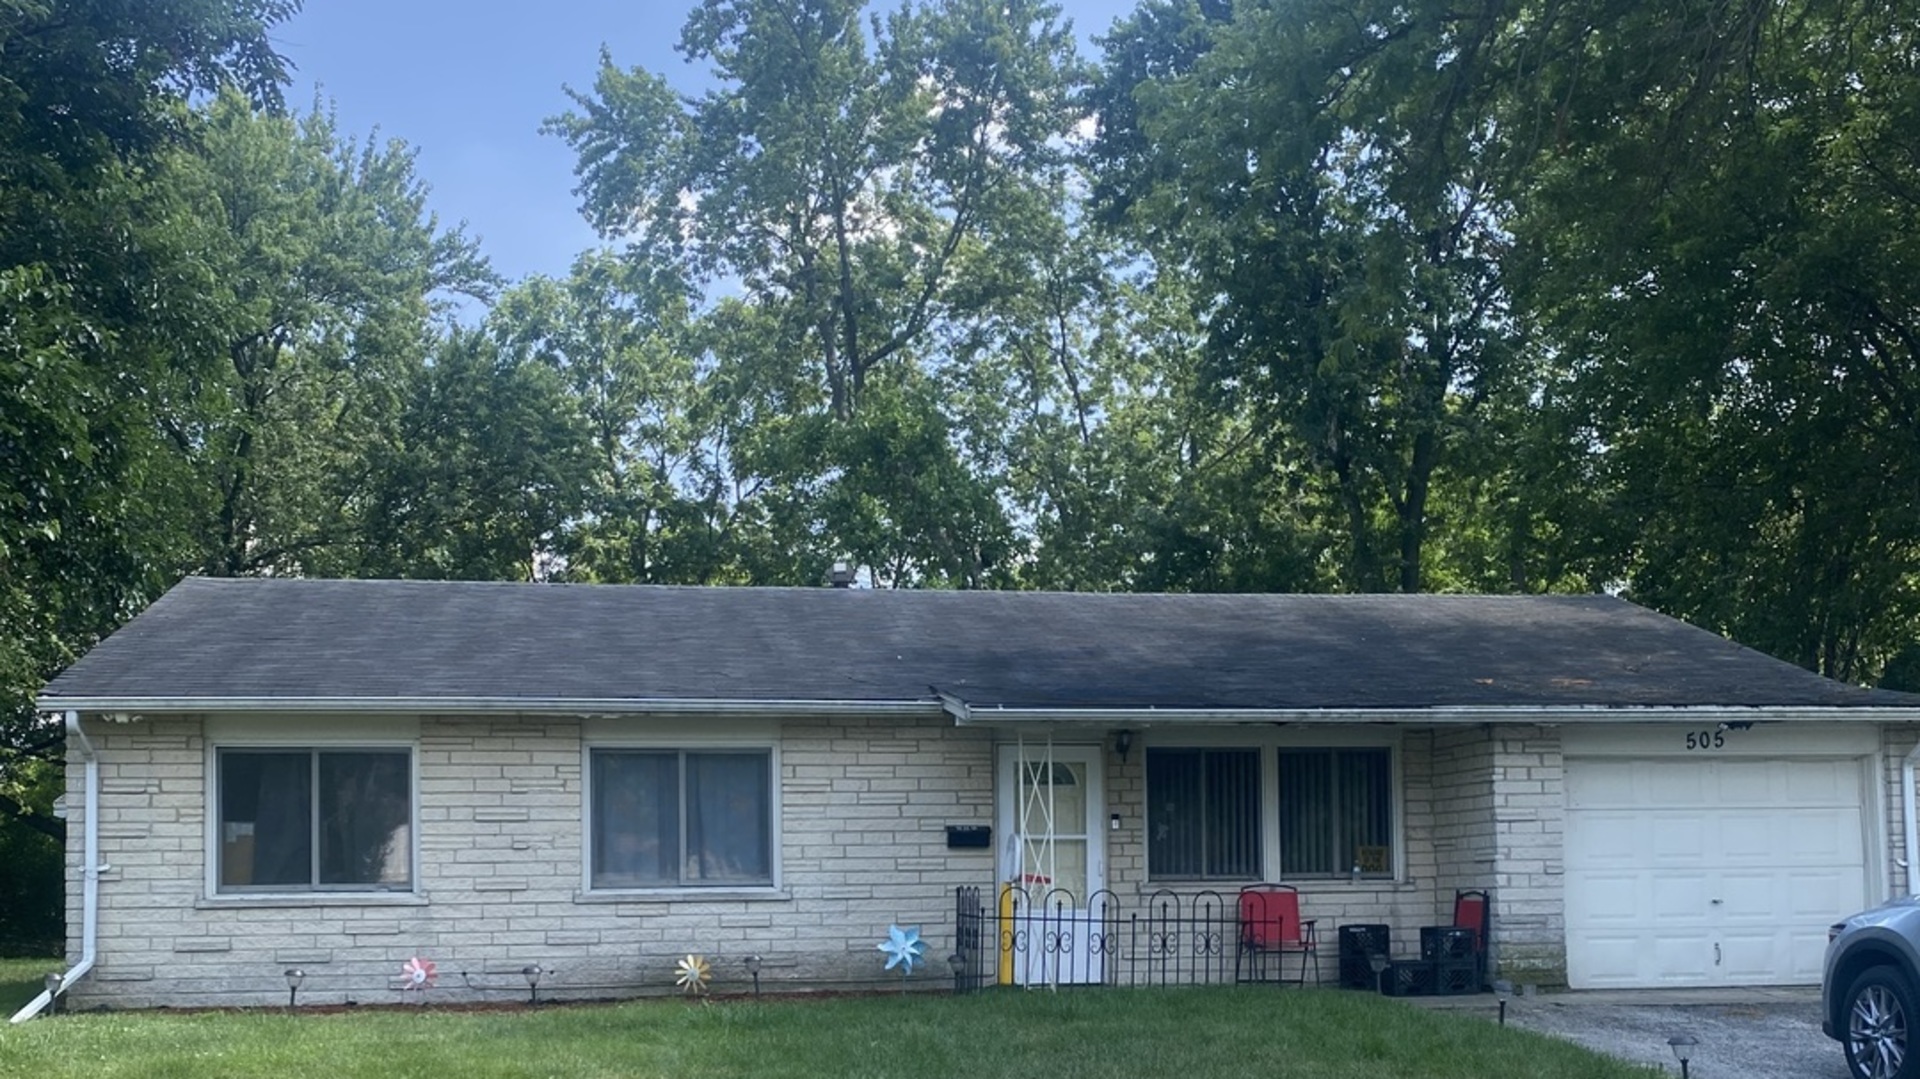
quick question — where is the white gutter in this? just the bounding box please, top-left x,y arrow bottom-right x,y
1904,741 -> 1920,897
10,711 -> 101,1023
939,701 -> 1920,726
35,696 -> 946,718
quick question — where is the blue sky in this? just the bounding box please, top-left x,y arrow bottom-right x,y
274,0 -> 1139,292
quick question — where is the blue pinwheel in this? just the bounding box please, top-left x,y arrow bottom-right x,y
878,924 -> 926,975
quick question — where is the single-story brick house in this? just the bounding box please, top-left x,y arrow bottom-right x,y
19,576 -> 1920,1014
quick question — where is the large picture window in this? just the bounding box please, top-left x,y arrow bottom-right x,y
1146,748 -> 1261,880
1277,748 -> 1393,877
217,748 -> 412,891
591,749 -> 773,889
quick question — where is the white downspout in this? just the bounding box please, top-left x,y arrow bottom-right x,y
1904,740 -> 1920,898
10,711 -> 101,1023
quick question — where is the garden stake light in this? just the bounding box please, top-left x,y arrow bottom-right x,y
1493,979 -> 1512,1026
1368,951 -> 1390,995
1668,1033 -> 1698,1078
744,954 -> 762,996
284,968 -> 305,1009
522,965 -> 542,1005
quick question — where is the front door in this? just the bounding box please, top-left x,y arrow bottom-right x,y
996,742 -> 1107,986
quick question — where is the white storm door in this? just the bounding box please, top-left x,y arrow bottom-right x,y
996,743 -> 1107,985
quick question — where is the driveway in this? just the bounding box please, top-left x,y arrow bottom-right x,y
1417,988 -> 1851,1079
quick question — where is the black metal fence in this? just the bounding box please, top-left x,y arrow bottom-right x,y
953,885 -> 1277,992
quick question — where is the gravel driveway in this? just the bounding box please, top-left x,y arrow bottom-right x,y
1421,988 -> 1851,1079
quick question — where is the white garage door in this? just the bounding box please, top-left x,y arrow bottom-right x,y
1564,755 -> 1869,989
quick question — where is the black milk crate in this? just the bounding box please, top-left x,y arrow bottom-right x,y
1434,959 -> 1479,995
1338,924 -> 1391,990
1384,960 -> 1436,997
1421,926 -> 1477,961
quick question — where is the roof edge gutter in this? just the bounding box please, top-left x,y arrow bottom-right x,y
11,711 -> 99,1023
35,696 -> 945,718
946,704 -> 1920,725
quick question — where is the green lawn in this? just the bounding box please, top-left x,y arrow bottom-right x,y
0,986 -> 1659,1079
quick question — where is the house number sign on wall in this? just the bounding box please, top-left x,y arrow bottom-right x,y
1683,729 -> 1728,750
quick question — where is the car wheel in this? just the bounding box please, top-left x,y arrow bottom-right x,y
1847,966 -> 1920,1079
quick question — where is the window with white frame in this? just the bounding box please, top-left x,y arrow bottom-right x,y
217,748 -> 412,891
1146,747 -> 1261,880
590,748 -> 773,889
1277,748 -> 1393,877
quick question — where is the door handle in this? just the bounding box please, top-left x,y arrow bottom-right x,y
1714,942 -> 1722,966
1711,898 -> 1723,905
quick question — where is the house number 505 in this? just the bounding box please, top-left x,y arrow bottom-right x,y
1684,730 -> 1726,750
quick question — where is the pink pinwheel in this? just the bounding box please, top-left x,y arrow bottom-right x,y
400,956 -> 437,990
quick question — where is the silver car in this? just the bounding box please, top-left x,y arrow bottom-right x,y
1827,897 -> 1920,1079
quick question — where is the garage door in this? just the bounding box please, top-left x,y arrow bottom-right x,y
1564,755 -> 1869,989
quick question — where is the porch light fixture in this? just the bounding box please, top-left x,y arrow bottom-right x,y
744,954 -> 762,996
1668,1033 -> 1698,1078
283,968 -> 305,1009
521,964 -> 542,1005
1493,979 -> 1512,1026
1112,730 -> 1133,764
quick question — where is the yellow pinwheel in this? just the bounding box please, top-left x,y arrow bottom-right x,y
674,953 -> 712,995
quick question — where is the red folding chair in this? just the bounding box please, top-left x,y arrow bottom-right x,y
1236,884 -> 1319,986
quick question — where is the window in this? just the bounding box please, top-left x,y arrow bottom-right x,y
1146,748 -> 1260,880
591,749 -> 772,889
218,748 -> 412,891
1277,748 -> 1393,877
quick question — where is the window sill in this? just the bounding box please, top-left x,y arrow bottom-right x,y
574,887 -> 790,904
1138,878 -> 1409,891
196,892 -> 429,909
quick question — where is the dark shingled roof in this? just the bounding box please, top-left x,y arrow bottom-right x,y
37,577 -> 1919,713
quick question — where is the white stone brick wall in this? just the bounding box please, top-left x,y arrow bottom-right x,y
1486,724 -> 1566,985
1881,724 -> 1920,900
67,713 -> 996,1008
63,712 -> 1574,1005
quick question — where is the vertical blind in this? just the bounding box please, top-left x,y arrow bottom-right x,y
1146,748 -> 1260,879
1278,748 -> 1392,876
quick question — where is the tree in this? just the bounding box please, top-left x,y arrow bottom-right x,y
546,0 -> 1087,584
355,330 -> 596,581
0,0 -> 300,860
161,91 -> 496,580
1505,0 -> 1920,678
1092,0 -> 1524,593
490,252 -> 734,584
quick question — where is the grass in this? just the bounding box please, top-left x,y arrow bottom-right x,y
0,986 -> 1661,1079
0,956 -> 60,1017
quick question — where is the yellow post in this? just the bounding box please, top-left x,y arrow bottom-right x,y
997,882 -> 1015,986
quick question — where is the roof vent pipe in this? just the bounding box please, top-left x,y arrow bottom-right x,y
828,561 -> 856,589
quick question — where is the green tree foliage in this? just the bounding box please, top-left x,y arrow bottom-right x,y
1505,0 -> 1920,678
163,91 -> 497,579
0,0 -> 302,859
1092,0 -> 1529,593
356,330 -> 597,581
490,254 -> 735,583
543,0 -> 1088,585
